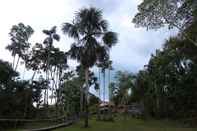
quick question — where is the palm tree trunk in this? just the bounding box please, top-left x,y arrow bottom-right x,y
22,66 -> 26,79
46,44 -> 51,108
108,69 -> 111,101
103,69 -> 105,102
31,71 -> 36,81
51,70 -> 55,105
12,55 -> 16,69
23,93 -> 27,118
97,67 -> 101,120
99,68 -> 101,99
46,70 -> 49,106
59,68 -> 64,115
15,56 -> 20,71
84,68 -> 89,128
80,86 -> 84,116
50,67 -> 57,105
55,68 -> 59,117
108,68 -> 111,101
44,71 -> 48,106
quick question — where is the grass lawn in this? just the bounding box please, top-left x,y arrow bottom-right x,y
54,116 -> 197,131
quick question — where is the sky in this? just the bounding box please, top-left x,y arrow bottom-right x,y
0,0 -> 177,100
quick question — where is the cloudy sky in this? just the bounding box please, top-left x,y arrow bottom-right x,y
0,0 -> 178,100
0,0 -> 177,73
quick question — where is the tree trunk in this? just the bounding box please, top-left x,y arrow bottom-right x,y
12,55 -> 16,69
31,71 -> 36,81
23,93 -> 28,118
50,67 -> 57,105
46,70 -> 49,106
84,68 -> 89,128
108,69 -> 110,101
22,66 -> 26,79
80,86 -> 84,116
55,68 -> 59,117
97,68 -> 101,120
103,69 -> 105,102
46,43 -> 51,109
59,68 -> 64,115
99,68 -> 101,99
14,56 -> 20,71
46,71 -> 49,107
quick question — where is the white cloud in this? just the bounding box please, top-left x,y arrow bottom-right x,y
0,0 -> 179,101
0,0 -> 177,74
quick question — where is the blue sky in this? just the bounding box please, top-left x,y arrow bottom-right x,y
0,0 -> 177,100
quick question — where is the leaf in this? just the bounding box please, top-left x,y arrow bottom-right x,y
53,34 -> 60,41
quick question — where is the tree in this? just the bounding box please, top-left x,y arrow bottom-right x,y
0,60 -> 42,119
132,29 -> 197,118
133,0 -> 197,45
62,66 -> 99,116
111,71 -> 135,106
6,23 -> 34,71
62,7 -> 117,127
42,26 -> 60,106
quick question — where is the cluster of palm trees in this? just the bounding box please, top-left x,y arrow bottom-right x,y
6,7 -> 117,127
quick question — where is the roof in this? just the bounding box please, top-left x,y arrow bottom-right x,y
99,101 -> 115,107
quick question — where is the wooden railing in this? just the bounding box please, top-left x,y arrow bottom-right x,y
0,115 -> 79,131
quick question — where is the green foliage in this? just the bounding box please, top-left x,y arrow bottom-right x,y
62,67 -> 99,115
132,0 -> 197,120
133,0 -> 197,30
132,25 -> 197,119
0,60 -> 42,119
62,7 -> 117,127
111,71 -> 135,105
63,77 -> 81,115
6,23 -> 34,70
62,7 -> 117,68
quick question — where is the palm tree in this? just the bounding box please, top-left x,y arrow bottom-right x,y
62,7 -> 117,127
6,23 -> 34,71
42,26 -> 60,106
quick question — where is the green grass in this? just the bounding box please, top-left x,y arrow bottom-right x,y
54,116 -> 197,131
7,116 -> 197,131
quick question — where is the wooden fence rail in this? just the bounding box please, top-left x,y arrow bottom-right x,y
0,116 -> 68,122
0,115 -> 79,131
29,119 -> 77,131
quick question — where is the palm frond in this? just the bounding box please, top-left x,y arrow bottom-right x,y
50,26 -> 57,34
42,30 -> 51,35
62,23 -> 79,40
99,20 -> 108,32
103,31 -> 118,47
53,34 -> 60,41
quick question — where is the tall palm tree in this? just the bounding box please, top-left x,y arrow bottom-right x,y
62,7 -> 117,127
6,23 -> 34,71
42,26 -> 60,106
